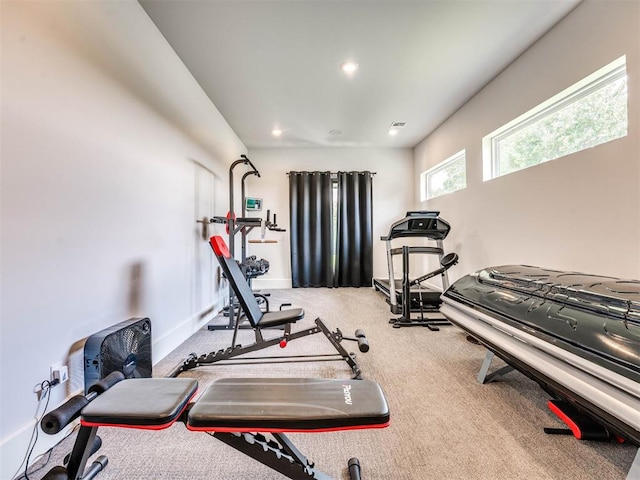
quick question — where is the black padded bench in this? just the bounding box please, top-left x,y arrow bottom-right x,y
42,374 -> 390,480
187,377 -> 388,432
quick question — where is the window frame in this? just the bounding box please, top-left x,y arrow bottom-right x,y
482,55 -> 628,181
420,149 -> 467,201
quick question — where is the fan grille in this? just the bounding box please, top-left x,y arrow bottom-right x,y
84,318 -> 152,393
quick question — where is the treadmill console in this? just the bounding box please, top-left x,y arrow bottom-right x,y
383,211 -> 450,240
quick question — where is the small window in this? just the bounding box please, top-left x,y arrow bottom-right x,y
421,150 -> 467,201
483,55 -> 628,181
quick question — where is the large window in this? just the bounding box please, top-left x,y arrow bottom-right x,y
420,150 -> 466,201
483,55 -> 628,181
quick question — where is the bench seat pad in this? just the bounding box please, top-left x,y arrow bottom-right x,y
81,378 -> 198,429
187,378 -> 390,432
259,308 -> 305,328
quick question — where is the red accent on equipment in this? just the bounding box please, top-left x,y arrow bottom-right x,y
210,236 -> 231,259
225,211 -> 236,235
81,419 -> 178,431
279,339 -> 288,348
548,400 -> 582,439
186,421 -> 391,434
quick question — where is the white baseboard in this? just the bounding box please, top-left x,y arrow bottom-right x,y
0,299 -> 225,480
251,277 -> 292,289
152,297 -> 224,363
1,404 -> 78,480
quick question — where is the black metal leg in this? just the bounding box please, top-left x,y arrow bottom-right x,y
213,432 -> 333,479
348,457 -> 362,480
61,425 -> 100,480
314,318 -> 363,379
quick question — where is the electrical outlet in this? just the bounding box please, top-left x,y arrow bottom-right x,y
50,362 -> 69,385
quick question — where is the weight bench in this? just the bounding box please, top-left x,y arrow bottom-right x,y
40,372 -> 390,480
170,235 -> 369,379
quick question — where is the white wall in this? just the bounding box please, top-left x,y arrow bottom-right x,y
0,2 -> 245,477
243,148 -> 414,288
414,0 -> 640,283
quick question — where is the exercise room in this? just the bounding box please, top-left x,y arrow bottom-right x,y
2,1 -> 639,479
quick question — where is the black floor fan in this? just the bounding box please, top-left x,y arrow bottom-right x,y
84,317 -> 152,394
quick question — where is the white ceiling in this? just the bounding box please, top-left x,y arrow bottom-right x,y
139,0 -> 581,149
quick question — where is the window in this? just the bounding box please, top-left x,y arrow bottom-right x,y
421,150 -> 467,201
483,55 -> 628,181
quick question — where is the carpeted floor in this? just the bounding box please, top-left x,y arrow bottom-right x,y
28,287 -> 637,479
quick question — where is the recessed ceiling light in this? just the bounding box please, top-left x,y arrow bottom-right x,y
272,128 -> 283,137
340,61 -> 359,74
388,122 -> 405,136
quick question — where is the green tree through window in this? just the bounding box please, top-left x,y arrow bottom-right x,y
423,150 -> 466,200
497,77 -> 627,175
484,56 -> 628,180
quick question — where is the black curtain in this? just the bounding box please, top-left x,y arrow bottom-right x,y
335,171 -> 373,287
289,170 -> 373,288
289,171 -> 334,287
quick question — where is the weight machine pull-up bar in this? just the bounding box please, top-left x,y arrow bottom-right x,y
228,155 -> 260,258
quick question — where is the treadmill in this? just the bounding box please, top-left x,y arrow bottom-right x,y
373,211 -> 458,329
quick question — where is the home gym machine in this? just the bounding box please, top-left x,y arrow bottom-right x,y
372,211 -> 458,330
208,155 -> 284,330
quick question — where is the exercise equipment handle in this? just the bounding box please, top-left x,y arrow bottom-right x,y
87,371 -> 126,394
241,154 -> 261,178
41,371 -> 125,434
354,329 -> 369,353
408,252 -> 458,288
41,395 -> 90,435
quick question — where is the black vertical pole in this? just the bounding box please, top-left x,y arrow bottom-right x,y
402,245 -> 410,322
226,155 -> 260,328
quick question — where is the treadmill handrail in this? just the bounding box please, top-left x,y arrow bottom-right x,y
389,246 -> 444,256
